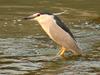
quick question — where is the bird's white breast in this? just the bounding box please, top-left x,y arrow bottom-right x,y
37,15 -> 70,43
37,15 -> 55,39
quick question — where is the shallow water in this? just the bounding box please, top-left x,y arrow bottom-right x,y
0,0 -> 100,75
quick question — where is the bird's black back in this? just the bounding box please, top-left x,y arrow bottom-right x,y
54,15 -> 76,41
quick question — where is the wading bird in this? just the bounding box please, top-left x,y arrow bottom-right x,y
24,11 -> 81,59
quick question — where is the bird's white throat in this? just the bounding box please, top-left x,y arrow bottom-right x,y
37,15 -> 56,37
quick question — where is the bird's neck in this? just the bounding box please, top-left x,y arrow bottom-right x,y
37,17 -> 54,36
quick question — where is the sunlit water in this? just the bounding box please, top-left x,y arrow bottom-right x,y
0,0 -> 100,75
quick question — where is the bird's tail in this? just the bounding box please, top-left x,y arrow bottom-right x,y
71,42 -> 82,56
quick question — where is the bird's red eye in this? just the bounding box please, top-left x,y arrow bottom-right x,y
37,13 -> 41,16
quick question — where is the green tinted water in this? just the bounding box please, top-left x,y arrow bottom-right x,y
0,0 -> 100,75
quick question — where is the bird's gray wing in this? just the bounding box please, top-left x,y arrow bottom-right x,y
54,16 -> 76,41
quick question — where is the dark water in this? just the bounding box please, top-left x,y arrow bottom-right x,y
0,0 -> 100,75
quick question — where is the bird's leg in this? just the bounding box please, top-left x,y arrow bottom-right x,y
56,47 -> 66,57
55,47 -> 67,60
53,47 -> 67,60
56,47 -> 63,56
59,47 -> 67,60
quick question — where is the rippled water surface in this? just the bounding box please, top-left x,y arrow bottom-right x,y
0,0 -> 100,75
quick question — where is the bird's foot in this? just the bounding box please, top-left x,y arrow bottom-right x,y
47,55 -> 67,61
51,55 -> 68,61
50,55 -> 61,61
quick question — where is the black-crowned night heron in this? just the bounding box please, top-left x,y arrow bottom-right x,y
24,12 -> 81,59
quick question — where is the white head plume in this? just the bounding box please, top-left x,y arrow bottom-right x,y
53,10 -> 68,16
